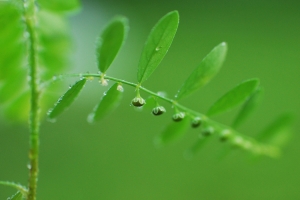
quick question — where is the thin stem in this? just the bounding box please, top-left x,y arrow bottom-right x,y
23,0 -> 40,200
0,181 -> 28,196
51,73 -> 280,158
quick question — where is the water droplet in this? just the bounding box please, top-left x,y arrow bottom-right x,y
155,47 -> 160,51
103,92 -> 107,95
27,164 -> 31,170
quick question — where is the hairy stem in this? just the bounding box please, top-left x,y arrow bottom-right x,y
0,181 -> 28,196
23,0 -> 40,199
52,73 -> 280,158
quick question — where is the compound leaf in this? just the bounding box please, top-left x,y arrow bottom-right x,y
232,87 -> 264,128
257,113 -> 294,147
48,79 -> 86,120
176,42 -> 227,100
96,17 -> 129,74
37,0 -> 80,13
88,83 -> 123,122
137,10 -> 179,83
154,118 -> 189,146
207,78 -> 259,117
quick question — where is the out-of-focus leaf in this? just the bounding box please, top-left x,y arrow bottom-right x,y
207,78 -> 259,117
0,69 -> 27,103
154,118 -> 189,146
37,0 -> 80,13
257,114 -> 294,147
88,83 -> 123,122
37,10 -> 72,80
0,2 -> 25,80
232,87 -> 264,128
5,92 -> 30,122
176,42 -> 227,100
137,10 -> 179,83
96,17 -> 129,74
48,79 -> 86,120
143,96 -> 157,111
8,191 -> 23,200
184,136 -> 210,159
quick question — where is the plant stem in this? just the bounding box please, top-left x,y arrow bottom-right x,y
54,73 -> 280,158
23,0 -> 40,199
0,181 -> 28,196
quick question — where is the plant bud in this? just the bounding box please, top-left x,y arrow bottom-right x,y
172,112 -> 185,122
191,117 -> 202,128
152,106 -> 166,116
202,127 -> 214,136
131,97 -> 146,107
100,78 -> 108,86
219,129 -> 231,142
117,84 -> 124,92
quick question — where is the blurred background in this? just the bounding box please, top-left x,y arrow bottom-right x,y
1,0 -> 300,199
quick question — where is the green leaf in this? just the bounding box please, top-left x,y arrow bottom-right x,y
37,0 -> 80,13
137,10 -> 179,83
207,78 -> 260,117
154,118 -> 189,146
88,83 -> 123,122
0,2 -> 25,80
143,96 -> 157,111
8,191 -> 23,200
175,42 -> 227,100
257,114 -> 294,147
96,17 -> 129,74
47,79 -> 86,120
232,87 -> 264,128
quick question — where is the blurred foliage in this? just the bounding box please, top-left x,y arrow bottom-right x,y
0,1 -> 74,122
0,0 -> 299,199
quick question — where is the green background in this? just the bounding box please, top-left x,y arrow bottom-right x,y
1,0 -> 300,199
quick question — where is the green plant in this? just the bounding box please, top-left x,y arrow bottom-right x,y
0,1 -> 294,199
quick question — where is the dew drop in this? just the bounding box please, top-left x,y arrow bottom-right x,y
155,47 -> 160,51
